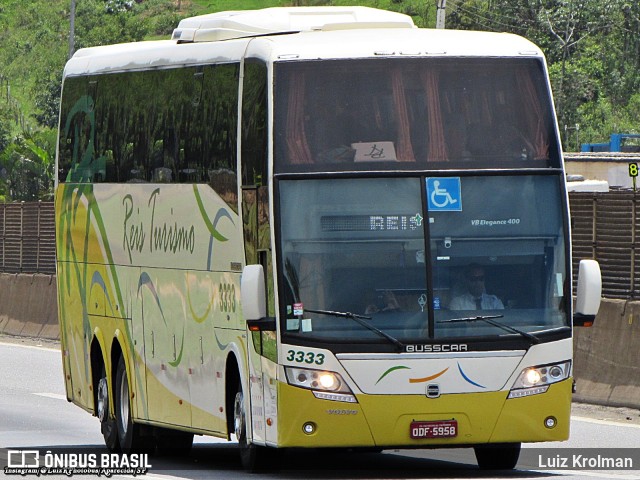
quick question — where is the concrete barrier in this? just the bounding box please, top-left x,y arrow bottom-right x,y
573,298 -> 640,409
0,273 -> 59,340
0,272 -> 638,408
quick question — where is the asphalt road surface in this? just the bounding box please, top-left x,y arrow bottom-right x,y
2,335 -> 640,480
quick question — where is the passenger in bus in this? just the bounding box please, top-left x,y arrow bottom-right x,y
449,264 -> 504,310
365,290 -> 402,314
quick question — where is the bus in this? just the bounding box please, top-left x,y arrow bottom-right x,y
55,6 -> 602,471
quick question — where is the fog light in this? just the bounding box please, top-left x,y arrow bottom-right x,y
303,422 -> 316,435
544,416 -> 557,429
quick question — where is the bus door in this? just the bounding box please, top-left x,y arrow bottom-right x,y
246,291 -> 278,445
242,185 -> 278,445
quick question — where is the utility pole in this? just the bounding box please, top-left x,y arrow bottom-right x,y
69,0 -> 76,59
436,0 -> 447,29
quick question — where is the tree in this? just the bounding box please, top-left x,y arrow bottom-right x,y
439,0 -> 640,150
0,130 -> 55,201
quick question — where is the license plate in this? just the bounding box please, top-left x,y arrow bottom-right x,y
410,420 -> 458,439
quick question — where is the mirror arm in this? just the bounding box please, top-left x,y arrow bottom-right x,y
247,317 -> 277,332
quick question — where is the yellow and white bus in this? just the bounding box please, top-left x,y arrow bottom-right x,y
55,6 -> 602,471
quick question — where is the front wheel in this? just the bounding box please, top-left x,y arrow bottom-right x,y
233,385 -> 279,472
114,356 -> 154,453
474,443 -> 521,470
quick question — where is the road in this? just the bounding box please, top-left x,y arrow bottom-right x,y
2,336 -> 640,479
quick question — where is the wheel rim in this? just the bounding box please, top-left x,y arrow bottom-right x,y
233,391 -> 245,443
118,370 -> 130,433
97,376 -> 108,423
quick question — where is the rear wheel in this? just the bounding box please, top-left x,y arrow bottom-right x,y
115,356 -> 154,453
97,364 -> 119,451
474,443 -> 521,470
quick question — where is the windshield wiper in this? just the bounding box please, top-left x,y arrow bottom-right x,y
306,308 -> 405,351
438,314 -> 541,345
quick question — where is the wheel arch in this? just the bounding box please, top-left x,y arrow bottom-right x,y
89,330 -> 108,415
110,335 -> 125,403
225,352 -> 241,439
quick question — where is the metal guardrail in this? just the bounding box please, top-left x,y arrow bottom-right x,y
0,202 -> 56,275
570,190 -> 640,299
0,194 -> 637,298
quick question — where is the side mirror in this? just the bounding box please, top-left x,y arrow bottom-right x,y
241,264 -> 276,332
241,264 -> 266,321
573,259 -> 602,327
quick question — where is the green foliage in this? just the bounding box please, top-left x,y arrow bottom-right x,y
446,0 -> 640,150
0,0 -> 638,202
0,130 -> 55,201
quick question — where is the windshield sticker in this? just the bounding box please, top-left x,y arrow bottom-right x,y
286,318 -> 300,331
555,273 -> 563,297
426,177 -> 462,212
301,318 -> 313,332
432,295 -> 441,310
293,303 -> 304,316
352,141 -> 397,162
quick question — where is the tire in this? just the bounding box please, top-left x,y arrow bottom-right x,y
474,443 -> 521,470
114,356 -> 154,454
156,427 -> 194,457
97,364 -> 119,452
233,385 -> 280,472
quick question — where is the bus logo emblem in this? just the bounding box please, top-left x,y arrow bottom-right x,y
426,384 -> 440,398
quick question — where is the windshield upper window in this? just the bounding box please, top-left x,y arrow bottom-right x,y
277,176 -> 568,349
274,58 -> 560,173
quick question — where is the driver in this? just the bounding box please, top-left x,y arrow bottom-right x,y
449,264 -> 504,311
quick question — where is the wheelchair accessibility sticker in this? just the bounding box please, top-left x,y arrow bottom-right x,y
426,177 -> 462,211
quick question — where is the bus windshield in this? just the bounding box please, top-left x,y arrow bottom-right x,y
278,175 -> 568,350
274,58 -> 560,172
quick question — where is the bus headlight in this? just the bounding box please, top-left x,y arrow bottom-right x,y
508,361 -> 571,399
285,367 -> 357,403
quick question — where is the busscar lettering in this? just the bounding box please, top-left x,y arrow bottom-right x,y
123,189 -> 195,263
405,344 -> 468,353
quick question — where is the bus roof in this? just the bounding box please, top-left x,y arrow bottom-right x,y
64,7 -> 544,78
171,6 -> 416,42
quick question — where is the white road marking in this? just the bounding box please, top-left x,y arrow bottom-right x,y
572,415 -> 640,430
33,392 -> 67,401
0,340 -> 59,352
